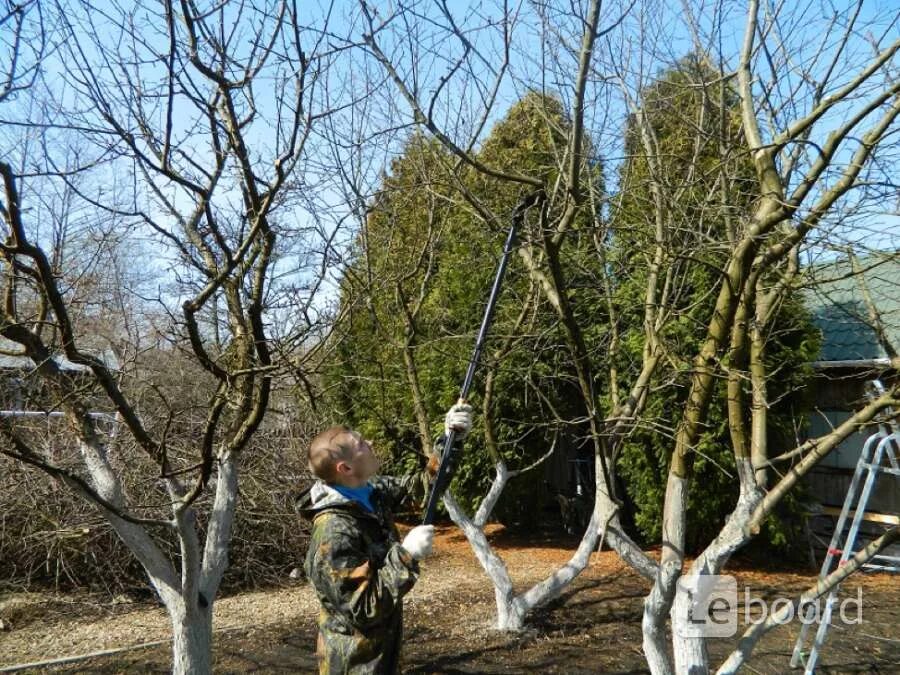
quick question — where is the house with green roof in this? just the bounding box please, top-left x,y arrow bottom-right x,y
0,337 -> 118,415
802,251 -> 899,517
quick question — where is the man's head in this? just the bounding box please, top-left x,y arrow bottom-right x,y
308,426 -> 381,487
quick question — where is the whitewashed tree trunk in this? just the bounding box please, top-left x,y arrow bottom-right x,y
441,440 -> 659,632
201,453 -> 239,594
168,597 -> 214,675
442,452 -> 608,631
641,565 -> 676,675
670,587 -> 708,675
598,484 -> 658,582
669,460 -> 762,674
641,472 -> 687,675
77,435 -> 241,674
444,488 -> 523,630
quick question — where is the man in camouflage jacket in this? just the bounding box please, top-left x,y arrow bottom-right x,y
298,406 -> 472,674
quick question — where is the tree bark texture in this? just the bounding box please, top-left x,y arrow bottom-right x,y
169,600 -> 213,675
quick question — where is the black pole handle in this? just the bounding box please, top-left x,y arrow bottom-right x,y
423,191 -> 543,524
423,428 -> 458,525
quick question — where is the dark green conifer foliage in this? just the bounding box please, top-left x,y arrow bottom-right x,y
329,95 -> 604,520
610,55 -> 820,550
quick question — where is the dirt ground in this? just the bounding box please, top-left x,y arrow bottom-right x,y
1,525 -> 898,674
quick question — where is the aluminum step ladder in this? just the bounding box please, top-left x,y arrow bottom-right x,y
790,386 -> 900,672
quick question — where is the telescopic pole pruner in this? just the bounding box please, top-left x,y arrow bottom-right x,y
423,190 -> 544,525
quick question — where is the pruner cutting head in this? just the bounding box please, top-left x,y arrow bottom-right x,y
865,379 -> 897,430
865,379 -> 887,400
517,189 -> 546,212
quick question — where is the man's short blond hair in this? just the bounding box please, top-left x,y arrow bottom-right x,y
308,425 -> 356,483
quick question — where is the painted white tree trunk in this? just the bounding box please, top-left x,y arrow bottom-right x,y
670,585 -> 709,673
202,454 -> 239,593
443,442 -> 661,635
77,437 -> 239,675
668,460 -> 762,674
641,559 -> 677,675
443,490 -> 523,629
443,455 -> 605,631
641,473 -> 686,675
168,598 -> 213,675
595,473 -> 657,581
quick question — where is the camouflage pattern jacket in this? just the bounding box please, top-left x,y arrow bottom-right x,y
297,476 -> 417,674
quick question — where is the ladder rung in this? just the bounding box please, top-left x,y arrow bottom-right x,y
824,551 -> 900,564
860,463 -> 900,476
821,506 -> 900,525
793,422 -> 900,672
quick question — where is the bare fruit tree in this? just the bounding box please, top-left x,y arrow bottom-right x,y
353,0 -> 899,671
645,1 -> 900,671
0,0 -> 340,671
355,0 -> 659,630
3,0 -> 896,671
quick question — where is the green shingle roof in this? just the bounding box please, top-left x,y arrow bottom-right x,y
0,338 -> 118,372
804,253 -> 900,363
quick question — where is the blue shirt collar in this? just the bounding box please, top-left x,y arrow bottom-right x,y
332,482 -> 375,513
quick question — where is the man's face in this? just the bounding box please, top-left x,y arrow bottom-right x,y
337,431 -> 381,485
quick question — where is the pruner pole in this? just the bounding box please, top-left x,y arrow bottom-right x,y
423,190 -> 544,525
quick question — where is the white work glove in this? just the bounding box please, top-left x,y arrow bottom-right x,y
444,402 -> 473,441
401,524 -> 435,560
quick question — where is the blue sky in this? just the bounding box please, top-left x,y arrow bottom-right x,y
1,0 -> 897,328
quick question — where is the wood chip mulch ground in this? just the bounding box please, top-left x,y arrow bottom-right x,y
1,524 -> 898,673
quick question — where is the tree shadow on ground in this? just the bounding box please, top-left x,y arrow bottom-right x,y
403,624 -> 650,675
528,571 -> 647,630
